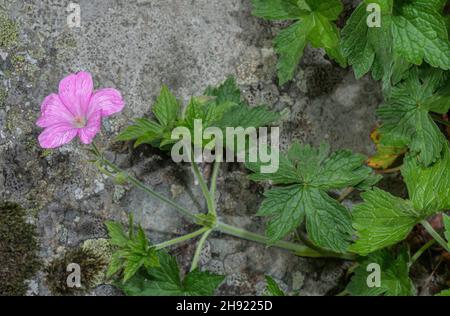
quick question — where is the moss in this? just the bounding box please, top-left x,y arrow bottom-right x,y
0,88 -> 7,107
0,202 -> 40,296
45,244 -> 109,296
0,13 -> 18,48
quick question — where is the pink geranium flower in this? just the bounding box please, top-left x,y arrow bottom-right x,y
37,71 -> 125,148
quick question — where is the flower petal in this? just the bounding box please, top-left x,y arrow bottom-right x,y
77,110 -> 102,144
37,94 -> 74,128
38,123 -> 78,149
89,88 -> 125,117
58,71 -> 93,117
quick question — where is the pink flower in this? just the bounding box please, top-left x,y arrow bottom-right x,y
37,71 -> 125,148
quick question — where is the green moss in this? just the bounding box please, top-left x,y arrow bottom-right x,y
0,13 -> 18,48
0,88 -> 7,107
0,202 -> 40,296
45,244 -> 109,296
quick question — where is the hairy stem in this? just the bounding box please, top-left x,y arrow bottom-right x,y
92,144 -> 199,222
210,160 -> 221,198
216,222 -> 356,260
192,162 -> 216,215
411,239 -> 436,264
421,220 -> 450,253
375,166 -> 402,174
190,229 -> 213,271
154,227 -> 210,250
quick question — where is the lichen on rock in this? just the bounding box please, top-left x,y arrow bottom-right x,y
0,12 -> 18,49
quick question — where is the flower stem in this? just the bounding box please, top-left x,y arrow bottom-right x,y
92,144 -> 199,222
375,166 -> 402,174
420,220 -> 450,253
411,239 -> 436,264
190,229 -> 213,272
338,187 -> 354,202
191,162 -> 216,216
210,160 -> 221,198
216,222 -> 356,260
154,227 -> 210,250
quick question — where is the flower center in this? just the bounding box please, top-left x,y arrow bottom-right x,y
73,116 -> 87,128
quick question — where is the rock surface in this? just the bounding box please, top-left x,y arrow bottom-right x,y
0,0 -> 382,295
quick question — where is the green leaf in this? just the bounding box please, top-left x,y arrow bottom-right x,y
350,188 -> 419,255
183,97 -> 235,132
305,0 -> 343,20
342,0 -> 396,85
342,0 -> 450,87
436,289 -> 450,296
105,219 -> 159,282
117,86 -> 181,149
346,248 -> 415,296
312,149 -> 375,190
306,11 -> 346,67
368,128 -> 407,170
247,143 -> 378,253
304,188 -> 353,253
351,144 -> 450,255
266,143 -> 375,190
204,76 -> 241,105
106,252 -> 123,278
152,85 -> 180,127
265,276 -> 285,296
250,0 -> 305,20
252,0 -> 345,84
215,105 -> 280,130
105,221 -> 128,247
257,185 -> 307,242
273,21 -> 310,85
392,0 -> 450,71
377,68 -> 449,166
246,149 -> 300,184
182,76 -> 280,153
427,81 -> 450,114
118,251 -> 224,296
401,144 -> 450,213
355,173 -> 384,191
183,269 -> 225,296
119,76 -> 280,152
116,118 -> 164,147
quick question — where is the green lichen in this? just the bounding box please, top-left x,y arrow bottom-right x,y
45,243 -> 109,296
12,54 -> 25,72
0,13 -> 18,48
0,202 -> 41,296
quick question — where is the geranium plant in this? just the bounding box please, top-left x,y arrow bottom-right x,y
36,0 -> 450,296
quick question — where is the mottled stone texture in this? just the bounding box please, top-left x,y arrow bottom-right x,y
0,0 -> 381,295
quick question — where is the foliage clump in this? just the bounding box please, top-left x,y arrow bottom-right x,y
0,202 -> 40,296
